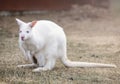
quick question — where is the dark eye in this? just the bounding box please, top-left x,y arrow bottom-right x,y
19,31 -> 22,33
26,31 -> 29,33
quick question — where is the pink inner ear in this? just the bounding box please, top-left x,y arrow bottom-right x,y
31,21 -> 37,28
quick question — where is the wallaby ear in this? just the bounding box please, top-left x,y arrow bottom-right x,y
29,20 -> 37,28
16,18 -> 26,26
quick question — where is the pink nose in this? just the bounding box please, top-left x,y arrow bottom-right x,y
21,36 -> 24,41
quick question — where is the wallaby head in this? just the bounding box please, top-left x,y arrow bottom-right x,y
16,18 -> 37,41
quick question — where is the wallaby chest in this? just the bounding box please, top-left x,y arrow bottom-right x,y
22,41 -> 38,54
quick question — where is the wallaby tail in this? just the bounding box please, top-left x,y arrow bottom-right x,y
61,57 -> 116,68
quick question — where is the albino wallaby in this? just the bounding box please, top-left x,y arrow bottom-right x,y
16,18 -> 116,72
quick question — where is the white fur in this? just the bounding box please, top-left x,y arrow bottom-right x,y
16,18 -> 116,72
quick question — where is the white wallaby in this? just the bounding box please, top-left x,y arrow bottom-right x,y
16,18 -> 116,72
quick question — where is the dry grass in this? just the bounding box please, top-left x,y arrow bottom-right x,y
0,5 -> 120,84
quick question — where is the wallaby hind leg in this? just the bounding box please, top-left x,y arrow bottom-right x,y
35,52 -> 46,67
33,57 -> 56,72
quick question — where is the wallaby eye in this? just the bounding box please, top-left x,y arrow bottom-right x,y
26,31 -> 29,33
19,31 -> 22,33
